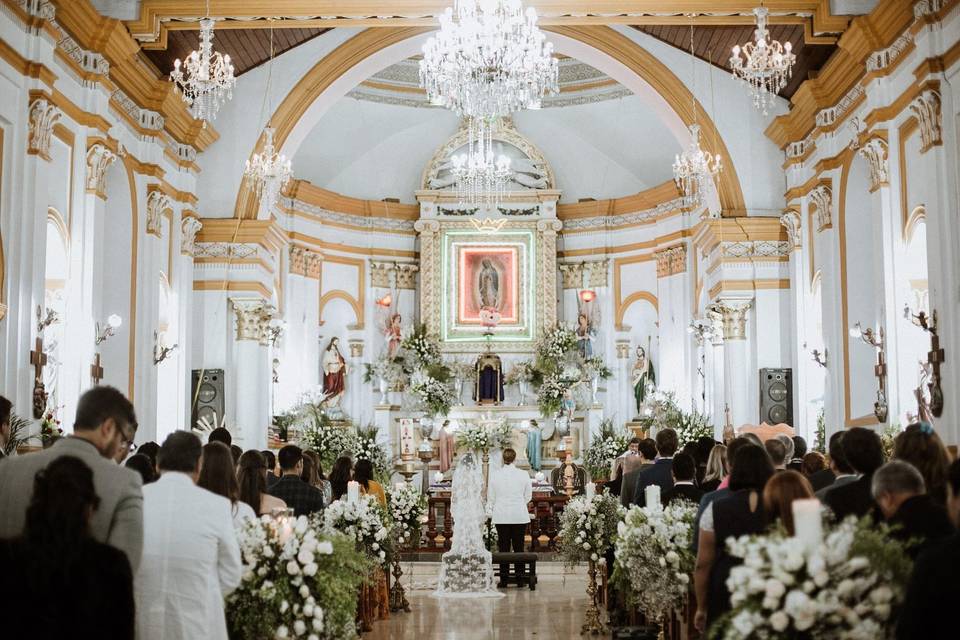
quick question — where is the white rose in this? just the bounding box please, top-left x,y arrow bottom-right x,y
304,604 -> 314,617
294,620 -> 306,635
286,561 -> 300,575
770,611 -> 790,632
582,542 -> 590,550
295,518 -> 308,534
299,585 -> 310,598
280,600 -> 290,614
303,563 -> 318,577
665,550 -> 679,565
764,578 -> 786,600
276,625 -> 289,639
297,549 -> 314,565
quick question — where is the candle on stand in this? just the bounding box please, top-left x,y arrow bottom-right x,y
644,484 -> 661,509
347,480 -> 360,504
433,471 -> 444,485
585,482 -> 596,501
792,498 -> 822,550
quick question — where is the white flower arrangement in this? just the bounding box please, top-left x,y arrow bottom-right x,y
299,417 -> 355,471
386,484 -> 426,548
228,514 -> 370,640
400,323 -> 441,368
716,516 -> 912,640
536,373 -> 569,417
535,324 -> 579,364
455,419 -> 513,454
582,425 -> 632,480
558,493 -> 624,565
447,360 -> 478,382
582,356 -> 613,380
323,495 -> 393,566
612,501 -> 698,623
353,424 -> 390,482
409,372 -> 457,417
504,360 -> 537,385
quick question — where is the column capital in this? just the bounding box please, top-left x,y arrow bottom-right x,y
809,184 -> 832,232
655,245 -> 687,278
146,188 -> 172,237
779,209 -> 802,251
909,89 -> 942,152
180,217 -> 203,256
857,138 -> 890,192
230,298 -> 274,343
708,299 -> 753,341
85,143 -> 116,200
27,97 -> 61,161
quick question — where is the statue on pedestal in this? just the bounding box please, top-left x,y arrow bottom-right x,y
322,337 -> 347,408
631,342 -> 655,417
525,419 -> 542,472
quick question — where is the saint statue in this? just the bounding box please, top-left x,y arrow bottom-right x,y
575,313 -> 596,358
477,258 -> 500,310
632,344 -> 656,416
321,337 -> 347,408
525,419 -> 542,472
385,313 -> 402,359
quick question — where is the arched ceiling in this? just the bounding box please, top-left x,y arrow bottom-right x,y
292,57 -> 681,204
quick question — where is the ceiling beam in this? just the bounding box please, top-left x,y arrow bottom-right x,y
126,1 -> 851,45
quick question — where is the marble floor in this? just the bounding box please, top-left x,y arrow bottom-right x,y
367,562 -> 607,639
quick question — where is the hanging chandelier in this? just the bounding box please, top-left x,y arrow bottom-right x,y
451,117 -> 512,207
729,7 -> 796,115
673,20 -> 722,199
419,0 -> 558,119
169,7 -> 236,126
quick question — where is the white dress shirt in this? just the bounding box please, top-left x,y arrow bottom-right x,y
136,472 -> 242,640
488,464 -> 533,525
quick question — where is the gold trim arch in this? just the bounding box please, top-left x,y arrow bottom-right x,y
235,26 -> 745,218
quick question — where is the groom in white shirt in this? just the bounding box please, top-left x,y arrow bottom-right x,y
488,448 -> 532,587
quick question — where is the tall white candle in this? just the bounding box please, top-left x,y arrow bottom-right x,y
792,498 -> 822,549
644,484 -> 661,509
347,480 -> 360,504
433,471 -> 444,485
585,482 -> 596,501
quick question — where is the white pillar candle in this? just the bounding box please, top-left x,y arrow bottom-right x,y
792,498 -> 822,550
347,480 -> 360,504
585,482 -> 596,501
433,471 -> 444,485
644,484 -> 661,509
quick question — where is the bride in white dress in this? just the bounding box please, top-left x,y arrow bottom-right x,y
433,452 -> 504,598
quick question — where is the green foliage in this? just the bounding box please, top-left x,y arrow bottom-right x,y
880,422 -> 902,461
4,414 -> 35,455
814,408 -> 826,453
641,392 -> 713,447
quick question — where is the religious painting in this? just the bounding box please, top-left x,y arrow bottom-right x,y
441,229 -> 536,345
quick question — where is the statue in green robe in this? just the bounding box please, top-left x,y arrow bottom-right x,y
632,344 -> 655,417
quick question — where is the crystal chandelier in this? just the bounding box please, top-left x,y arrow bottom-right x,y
169,6 -> 236,126
730,7 -> 797,115
244,127 -> 292,209
419,0 -> 558,119
673,20 -> 722,198
451,118 -> 512,207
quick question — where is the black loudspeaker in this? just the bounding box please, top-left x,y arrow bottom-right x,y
191,369 -> 225,429
759,368 -> 793,426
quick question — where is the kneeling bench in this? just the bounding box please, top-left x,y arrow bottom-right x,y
492,552 -> 538,590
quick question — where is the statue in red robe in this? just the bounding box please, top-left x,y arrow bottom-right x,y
322,337 -> 347,407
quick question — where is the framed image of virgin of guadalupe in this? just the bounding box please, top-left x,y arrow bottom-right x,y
440,229 -> 536,346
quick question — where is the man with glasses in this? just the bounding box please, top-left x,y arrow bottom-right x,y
0,386 -> 144,571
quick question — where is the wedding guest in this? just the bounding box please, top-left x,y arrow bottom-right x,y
814,432 -> 856,498
763,470 -> 814,535
268,445 -> 326,516
893,422 -> 951,505
700,445 -> 727,493
633,428 -> 678,506
663,453 -> 704,506
355,458 -> 386,506
207,427 -> 231,447
301,450 -> 332,506
0,395 -> 12,459
237,450 -> 286,516
489,448 -> 533,587
0,456 -> 134,639
692,436 -> 756,553
824,427 -> 885,520
329,456 -> 354,501
788,436 -> 807,472
896,459 -> 960,640
620,438 -> 655,507
261,449 -> 279,487
611,436 -> 642,481
872,460 -> 952,558
694,444 -> 774,632
801,451 -> 827,477
136,431 -> 241,640
198,442 -> 256,528
125,454 -> 158,485
808,432 -> 843,492
695,436 -> 716,485
0,386 -> 142,571
136,442 -> 160,472
764,437 -> 788,471
229,444 -> 243,469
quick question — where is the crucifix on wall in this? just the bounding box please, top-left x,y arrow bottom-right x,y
29,337 -> 48,418
91,353 -> 104,386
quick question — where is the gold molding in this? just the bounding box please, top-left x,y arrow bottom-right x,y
708,278 -> 790,300
120,155 -> 140,402
0,34 -> 58,87
898,115 -> 921,241
194,280 -> 273,298
614,290 -> 658,331
321,253 -> 366,329
288,231 -> 417,259
318,289 -> 363,328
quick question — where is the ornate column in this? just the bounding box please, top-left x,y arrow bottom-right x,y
537,219 -> 563,331
414,219 -> 440,331
710,299 -> 754,428
230,298 -> 274,448
655,244 -> 694,407
780,208 -> 812,438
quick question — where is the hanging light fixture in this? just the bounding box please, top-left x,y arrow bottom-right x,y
450,117 -> 512,207
729,6 -> 797,115
169,0 -> 236,126
244,20 -> 292,212
673,19 -> 722,199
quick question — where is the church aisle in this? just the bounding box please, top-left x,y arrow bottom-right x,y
368,562 -> 603,639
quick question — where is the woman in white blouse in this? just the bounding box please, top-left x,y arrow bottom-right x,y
198,443 -> 257,527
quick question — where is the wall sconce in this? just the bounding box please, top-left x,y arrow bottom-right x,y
688,318 -> 720,344
36,305 -> 59,333
375,293 -> 393,308
95,314 -> 123,345
803,341 -> 827,368
153,331 -> 178,365
850,322 -> 888,422
579,289 -> 596,303
266,318 -> 287,346
905,306 -> 945,417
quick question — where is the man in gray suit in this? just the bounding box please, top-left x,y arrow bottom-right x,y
620,438 -> 656,507
0,386 -> 143,571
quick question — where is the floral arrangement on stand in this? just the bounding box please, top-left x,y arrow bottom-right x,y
400,323 -> 442,370
814,408 -> 827,453
323,495 -> 393,567
581,419 -> 633,481
354,424 -> 391,484
447,360 -> 477,384
387,484 -> 426,549
455,419 -> 513,454
505,360 -> 539,386
713,516 -> 913,639
299,408 -> 357,472
582,356 -> 613,381
535,325 -> 579,365
409,372 -> 457,418
639,391 -> 713,446
227,515 -> 371,640
39,409 -> 63,447
536,373 -> 568,418
363,354 -> 408,390
612,501 -> 698,625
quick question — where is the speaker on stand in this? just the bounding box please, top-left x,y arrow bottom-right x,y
191,369 -> 225,430
759,368 -> 793,426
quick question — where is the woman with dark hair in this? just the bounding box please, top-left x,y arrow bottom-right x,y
801,451 -> 827,477
354,458 -> 386,506
199,442 -> 256,527
302,450 -> 332,506
894,423 -> 951,505
0,456 -> 134,639
763,470 -> 815,534
694,444 -> 775,633
329,455 -> 353,501
237,450 -> 287,516
125,453 -> 158,485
